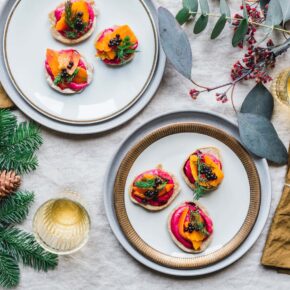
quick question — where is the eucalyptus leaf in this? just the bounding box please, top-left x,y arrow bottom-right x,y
259,0 -> 270,10
232,18 -> 248,47
242,0 -> 248,20
176,8 -> 190,25
183,0 -> 198,12
158,7 -> 192,80
194,15 -> 209,34
241,83 -> 274,120
279,0 -> 290,24
211,15 -> 227,39
238,113 -> 288,165
220,0 -> 231,23
199,0 -> 209,15
265,0 -> 283,26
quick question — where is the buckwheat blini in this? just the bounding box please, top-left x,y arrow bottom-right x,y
168,201 -> 214,253
129,165 -> 180,211
45,48 -> 93,94
49,0 -> 97,44
95,25 -> 139,66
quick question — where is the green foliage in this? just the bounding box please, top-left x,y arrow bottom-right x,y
176,8 -> 191,25
190,210 -> 209,236
220,0 -> 231,23
0,250 -> 20,289
116,36 -> 137,62
175,0 -> 290,45
64,0 -> 88,39
183,0 -> 198,12
54,68 -> 80,85
0,110 -> 17,146
199,0 -> 209,15
135,179 -> 155,188
65,0 -> 74,28
0,191 -> 34,226
158,7 -> 193,80
0,109 -> 42,175
232,18 -> 248,47
0,227 -> 58,272
211,15 -> 227,39
0,110 -> 58,288
194,14 -> 208,34
176,0 -> 198,25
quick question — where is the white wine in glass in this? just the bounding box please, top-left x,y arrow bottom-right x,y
33,198 -> 90,255
272,69 -> 290,108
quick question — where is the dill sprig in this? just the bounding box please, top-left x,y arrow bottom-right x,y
116,36 -> 137,62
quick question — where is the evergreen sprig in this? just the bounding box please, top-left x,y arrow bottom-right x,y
0,109 -> 42,175
0,191 -> 34,226
0,109 -> 58,288
0,227 -> 58,272
0,110 -> 17,146
0,250 -> 19,289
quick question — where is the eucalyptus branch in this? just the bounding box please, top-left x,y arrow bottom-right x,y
188,11 -> 290,34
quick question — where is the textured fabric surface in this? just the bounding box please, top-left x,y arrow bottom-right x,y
1,0 -> 290,289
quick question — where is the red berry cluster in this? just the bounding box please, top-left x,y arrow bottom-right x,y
215,92 -> 228,103
232,4 -> 263,48
189,89 -> 200,99
231,40 -> 276,83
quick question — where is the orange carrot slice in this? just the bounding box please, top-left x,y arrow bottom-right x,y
46,49 -> 60,77
73,67 -> 88,83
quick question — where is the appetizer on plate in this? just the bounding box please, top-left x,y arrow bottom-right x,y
130,165 -> 180,211
45,48 -> 93,94
49,0 -> 97,44
168,201 -> 213,253
182,147 -> 224,199
95,25 -> 138,66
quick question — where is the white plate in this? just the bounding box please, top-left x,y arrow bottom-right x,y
104,110 -> 271,276
4,0 -> 158,124
125,132 -> 251,258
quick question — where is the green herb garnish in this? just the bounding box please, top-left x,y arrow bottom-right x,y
65,0 -> 74,29
54,68 -> 80,86
190,210 -> 209,236
135,179 -> 155,189
193,155 -> 208,200
63,0 -> 88,39
116,36 -> 138,63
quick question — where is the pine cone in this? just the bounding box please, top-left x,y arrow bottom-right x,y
0,170 -> 21,198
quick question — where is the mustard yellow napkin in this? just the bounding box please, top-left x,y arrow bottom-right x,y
0,82 -> 14,108
261,145 -> 290,272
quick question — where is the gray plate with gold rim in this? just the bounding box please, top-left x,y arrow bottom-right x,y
104,110 -> 271,276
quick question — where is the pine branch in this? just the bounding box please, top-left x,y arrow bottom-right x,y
0,152 -> 38,175
0,250 -> 20,289
0,110 -> 17,147
0,110 -> 42,175
0,227 -> 58,272
0,191 -> 34,225
8,122 -> 43,153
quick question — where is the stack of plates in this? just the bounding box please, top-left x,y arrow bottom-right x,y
0,0 -> 165,134
104,110 -> 271,276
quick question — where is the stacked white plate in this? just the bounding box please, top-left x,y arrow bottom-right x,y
0,0 -> 165,134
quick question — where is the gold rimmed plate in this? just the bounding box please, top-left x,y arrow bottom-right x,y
114,122 -> 261,269
3,0 -> 158,124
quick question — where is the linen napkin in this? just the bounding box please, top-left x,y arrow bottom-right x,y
0,82 -> 14,108
261,144 -> 290,272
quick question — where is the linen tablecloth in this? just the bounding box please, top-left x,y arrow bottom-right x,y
0,0 -> 289,289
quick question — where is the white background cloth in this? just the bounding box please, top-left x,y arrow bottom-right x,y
0,0 -> 289,289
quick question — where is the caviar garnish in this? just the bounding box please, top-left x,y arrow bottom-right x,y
108,35 -> 123,48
